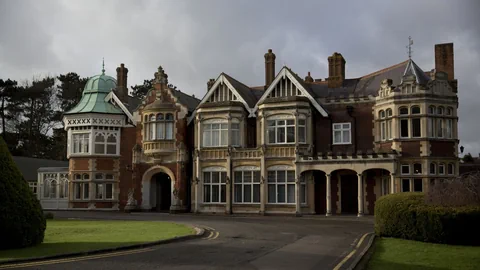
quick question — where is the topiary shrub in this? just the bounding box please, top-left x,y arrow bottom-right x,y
0,137 -> 46,249
375,192 -> 480,246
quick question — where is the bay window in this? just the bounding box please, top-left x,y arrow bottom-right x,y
333,123 -> 351,144
203,169 -> 226,203
298,119 -> 306,143
144,113 -> 174,140
202,119 -> 241,147
74,173 -> 90,200
94,173 -> 115,200
267,119 -> 295,144
231,123 -> 240,146
94,132 -> 118,155
234,169 -> 260,203
72,133 -> 89,154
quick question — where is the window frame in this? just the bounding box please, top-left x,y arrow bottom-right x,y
401,164 -> 410,175
413,163 -> 422,175
266,169 -> 305,205
429,163 -> 436,175
332,122 -> 351,145
447,163 -> 455,175
233,169 -> 261,204
71,132 -> 90,154
439,163 -> 446,175
203,169 -> 227,204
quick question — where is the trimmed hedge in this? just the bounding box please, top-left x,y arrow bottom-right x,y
375,192 -> 480,246
0,137 -> 46,249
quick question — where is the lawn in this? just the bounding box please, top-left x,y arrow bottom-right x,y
0,220 -> 195,262
367,237 -> 480,270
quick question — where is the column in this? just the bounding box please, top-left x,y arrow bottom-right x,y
260,154 -> 266,215
225,155 -> 232,214
195,116 -> 202,213
295,176 -> 301,216
326,173 -> 332,216
357,174 -> 364,217
390,173 -> 395,194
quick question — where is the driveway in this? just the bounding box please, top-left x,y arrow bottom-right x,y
10,212 -> 374,270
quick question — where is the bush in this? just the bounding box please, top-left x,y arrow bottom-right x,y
0,137 -> 46,249
44,212 -> 54,219
375,192 -> 480,246
426,173 -> 480,207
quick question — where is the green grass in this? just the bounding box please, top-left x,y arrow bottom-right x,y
367,237 -> 480,270
0,220 -> 194,262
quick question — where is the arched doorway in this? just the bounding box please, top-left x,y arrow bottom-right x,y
151,172 -> 171,212
141,165 -> 176,212
332,169 -> 358,214
362,168 -> 391,215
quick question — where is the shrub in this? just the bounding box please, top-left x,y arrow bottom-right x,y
426,173 -> 480,207
375,192 -> 480,246
44,212 -> 54,219
0,137 -> 46,249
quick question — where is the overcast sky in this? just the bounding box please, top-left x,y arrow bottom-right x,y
1,0 -> 479,155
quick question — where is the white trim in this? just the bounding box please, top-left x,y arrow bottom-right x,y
332,122 -> 352,145
188,74 -> 255,124
253,67 -> 328,117
106,92 -> 136,125
401,164 -> 410,175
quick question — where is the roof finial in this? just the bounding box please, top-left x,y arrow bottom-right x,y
102,58 -> 105,74
407,36 -> 414,59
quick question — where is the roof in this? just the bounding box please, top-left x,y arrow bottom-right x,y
170,88 -> 201,112
126,95 -> 142,113
400,59 -> 431,85
12,156 -> 68,181
222,73 -> 260,107
65,71 -> 124,115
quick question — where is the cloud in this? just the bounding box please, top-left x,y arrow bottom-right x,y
0,0 -> 479,153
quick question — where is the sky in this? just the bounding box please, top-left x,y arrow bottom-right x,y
1,0 -> 479,155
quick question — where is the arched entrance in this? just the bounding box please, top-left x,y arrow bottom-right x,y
332,169 -> 358,214
151,172 -> 171,212
141,165 -> 175,211
362,168 -> 391,214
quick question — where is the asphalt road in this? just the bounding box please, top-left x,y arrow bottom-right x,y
9,212 -> 374,270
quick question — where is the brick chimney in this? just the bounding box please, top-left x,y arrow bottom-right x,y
116,63 -> 129,104
435,43 -> 454,81
327,52 -> 346,88
264,49 -> 276,89
304,72 -> 314,83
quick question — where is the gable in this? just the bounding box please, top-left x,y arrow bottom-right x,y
206,80 -> 240,103
253,67 -> 328,117
104,91 -> 136,126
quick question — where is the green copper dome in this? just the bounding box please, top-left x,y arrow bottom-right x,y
65,67 -> 123,115
83,73 -> 117,94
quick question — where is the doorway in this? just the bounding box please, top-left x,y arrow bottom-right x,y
153,173 -> 171,212
313,171 -> 326,214
340,174 -> 358,214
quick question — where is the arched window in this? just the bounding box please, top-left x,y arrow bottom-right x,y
165,113 -> 174,140
148,113 -> 174,140
413,163 -> 422,174
379,110 -> 385,119
59,175 -> 68,199
439,163 -> 446,175
428,106 -> 436,114
49,180 -> 57,199
149,114 -> 155,140
411,106 -> 420,114
386,109 -> 392,117
399,107 -> 409,138
203,167 -> 227,203
448,163 -> 455,175
143,115 -> 149,140
399,107 -> 409,115
94,133 -> 106,154
94,133 -> 118,155
380,110 -> 386,141
437,106 -> 444,115
429,163 -> 436,175
446,107 -> 453,116
155,113 -> 164,139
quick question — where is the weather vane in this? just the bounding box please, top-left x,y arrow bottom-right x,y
102,58 -> 105,74
407,36 -> 414,59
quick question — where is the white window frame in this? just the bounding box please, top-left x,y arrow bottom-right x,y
267,118 -> 296,144
231,122 -> 241,147
29,182 -> 38,195
233,167 -> 261,204
267,169 -> 296,204
73,173 -> 90,200
439,163 -> 445,175
202,120 -> 229,147
203,168 -> 227,204
93,173 -> 115,200
332,122 -> 351,145
72,132 -> 90,154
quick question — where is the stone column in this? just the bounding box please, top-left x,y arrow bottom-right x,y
260,151 -> 266,215
226,153 -> 232,214
326,173 -> 332,216
195,116 -> 202,213
295,175 -> 301,216
390,173 -> 395,194
357,174 -> 364,217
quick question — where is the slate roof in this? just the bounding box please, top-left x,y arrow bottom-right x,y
223,73 -> 260,107
170,88 -> 201,112
12,156 -> 68,182
126,95 -> 142,113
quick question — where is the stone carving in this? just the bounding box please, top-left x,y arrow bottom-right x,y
126,188 -> 137,207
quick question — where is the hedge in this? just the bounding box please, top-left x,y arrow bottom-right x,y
0,137 -> 46,249
375,192 -> 480,246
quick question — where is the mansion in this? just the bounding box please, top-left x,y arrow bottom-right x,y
36,42 -> 459,216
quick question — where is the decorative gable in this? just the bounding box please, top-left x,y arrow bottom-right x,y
206,81 -> 240,103
266,75 -> 304,98
254,67 -> 328,117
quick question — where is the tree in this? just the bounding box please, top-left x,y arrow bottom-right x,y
0,79 -> 18,138
131,79 -> 153,99
56,72 -> 88,115
463,153 -> 474,163
0,136 -> 46,249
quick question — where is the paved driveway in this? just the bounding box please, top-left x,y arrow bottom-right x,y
12,212 -> 374,270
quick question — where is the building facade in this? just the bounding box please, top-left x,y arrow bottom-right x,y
38,42 -> 459,216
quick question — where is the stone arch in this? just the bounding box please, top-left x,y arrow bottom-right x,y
141,165 -> 176,210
